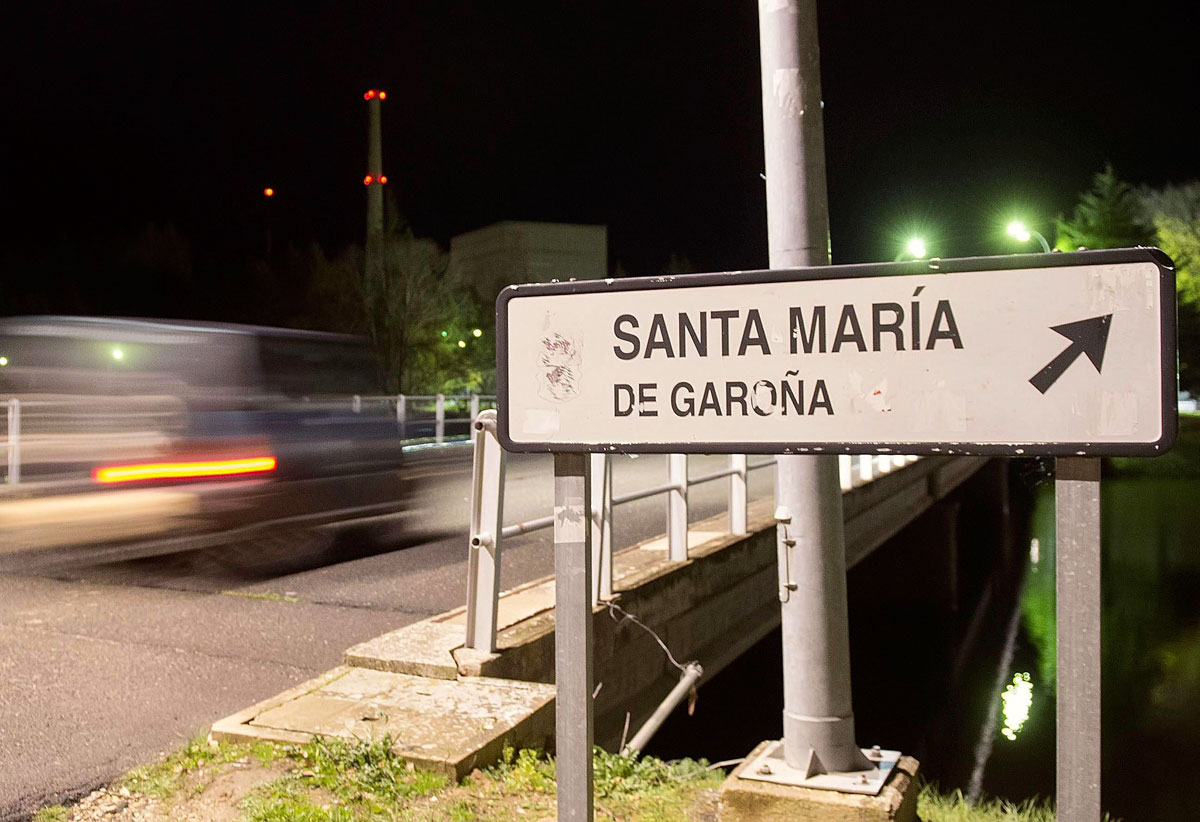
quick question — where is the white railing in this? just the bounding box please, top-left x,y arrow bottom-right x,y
355,393 -> 498,445
463,408 -> 920,652
3,399 -> 19,485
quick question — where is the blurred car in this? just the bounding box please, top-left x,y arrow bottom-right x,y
0,316 -> 407,564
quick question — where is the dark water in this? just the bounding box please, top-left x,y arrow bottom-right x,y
645,457 -> 1200,822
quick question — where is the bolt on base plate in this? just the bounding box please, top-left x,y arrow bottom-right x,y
739,740 -> 901,795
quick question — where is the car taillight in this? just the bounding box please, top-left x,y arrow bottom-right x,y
92,456 -> 277,484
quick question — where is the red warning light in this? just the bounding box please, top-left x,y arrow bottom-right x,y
263,187 -> 275,198
364,89 -> 376,100
363,175 -> 373,185
378,175 -> 388,185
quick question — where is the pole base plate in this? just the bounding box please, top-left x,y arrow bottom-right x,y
739,739 -> 901,795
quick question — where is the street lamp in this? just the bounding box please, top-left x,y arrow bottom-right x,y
1006,220 -> 1051,253
895,237 -> 927,261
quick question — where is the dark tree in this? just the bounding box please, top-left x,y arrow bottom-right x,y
1055,164 -> 1154,251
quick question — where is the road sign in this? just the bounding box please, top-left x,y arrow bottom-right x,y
497,249 -> 1176,457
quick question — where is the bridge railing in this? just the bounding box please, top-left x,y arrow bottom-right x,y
3,399 -> 19,485
463,408 -> 919,652
354,394 -> 498,444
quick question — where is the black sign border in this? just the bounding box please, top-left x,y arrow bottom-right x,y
495,248 -> 1178,457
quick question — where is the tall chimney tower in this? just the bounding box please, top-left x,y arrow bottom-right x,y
363,89 -> 387,283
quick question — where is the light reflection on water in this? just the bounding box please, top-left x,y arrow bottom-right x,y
988,469 -> 1200,822
1000,672 -> 1032,741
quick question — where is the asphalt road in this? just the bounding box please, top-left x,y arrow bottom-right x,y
0,445 -> 773,821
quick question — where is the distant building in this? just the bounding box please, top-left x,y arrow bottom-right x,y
449,221 -> 607,304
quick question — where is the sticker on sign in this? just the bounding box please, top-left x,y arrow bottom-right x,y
496,249 -> 1177,457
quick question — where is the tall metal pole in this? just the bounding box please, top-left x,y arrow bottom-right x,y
554,452 -> 594,821
758,0 -> 872,774
1055,457 -> 1102,822
365,90 -> 386,288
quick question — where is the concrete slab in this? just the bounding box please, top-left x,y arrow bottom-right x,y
443,576 -> 557,631
636,529 -> 726,553
343,619 -> 464,679
719,741 -> 919,822
212,666 -> 555,780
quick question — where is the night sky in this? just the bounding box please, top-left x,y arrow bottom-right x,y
2,1 -> 1197,321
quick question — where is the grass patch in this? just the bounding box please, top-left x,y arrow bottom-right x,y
240,779 -> 356,822
121,734 -> 284,798
918,782 -> 1121,822
242,740 -> 721,822
291,734 -> 446,803
32,807 -> 70,822
59,734 -> 1107,822
240,735 -> 447,821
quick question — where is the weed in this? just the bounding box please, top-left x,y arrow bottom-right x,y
593,747 -> 711,799
284,734 -> 446,808
240,782 -> 356,822
447,799 -> 476,821
32,807 -> 69,822
486,744 -> 555,793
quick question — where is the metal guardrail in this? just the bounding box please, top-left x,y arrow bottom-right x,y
355,393 -> 498,444
3,399 -> 19,484
463,408 -> 920,653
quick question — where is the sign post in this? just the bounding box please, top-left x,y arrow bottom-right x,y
1056,457 -> 1102,822
496,248 -> 1175,820
553,453 -> 593,822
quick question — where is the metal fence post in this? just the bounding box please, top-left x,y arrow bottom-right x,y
396,394 -> 407,439
590,453 -> 613,605
730,454 -> 747,535
465,410 -> 506,652
6,399 -> 19,485
470,393 -> 480,425
838,455 -> 852,491
352,394 -> 362,413
1056,457 -> 1102,822
435,393 -> 445,444
859,454 -> 873,484
554,452 -> 594,822
668,453 -> 688,561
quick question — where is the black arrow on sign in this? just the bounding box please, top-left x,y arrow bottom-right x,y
1029,314 -> 1113,394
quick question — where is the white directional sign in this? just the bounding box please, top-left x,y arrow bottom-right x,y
496,249 -> 1176,456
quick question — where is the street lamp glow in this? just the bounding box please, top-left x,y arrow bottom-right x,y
472,328 -> 482,337
894,235 -> 929,261
0,356 -> 8,366
457,340 -> 467,348
1007,220 -> 1032,243
111,347 -> 124,361
1006,220 -> 1050,252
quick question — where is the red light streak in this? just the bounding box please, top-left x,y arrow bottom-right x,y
93,457 -> 277,484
